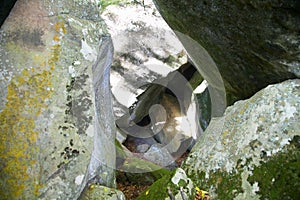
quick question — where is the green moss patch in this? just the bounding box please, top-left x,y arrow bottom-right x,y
136,170 -> 175,200
99,0 -> 131,11
248,135 -> 300,200
186,169 -> 243,200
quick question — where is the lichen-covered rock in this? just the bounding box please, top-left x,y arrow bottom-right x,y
137,79 -> 300,199
183,79 -> 300,199
79,185 -> 125,200
153,0 -> 300,104
79,184 -> 125,200
0,0 -> 116,199
136,167 -> 198,200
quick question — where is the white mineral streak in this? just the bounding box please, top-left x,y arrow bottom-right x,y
193,80 -> 208,94
75,174 -> 84,185
80,39 -> 97,62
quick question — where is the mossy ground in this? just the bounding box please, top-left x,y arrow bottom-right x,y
136,170 -> 175,200
138,135 -> 300,200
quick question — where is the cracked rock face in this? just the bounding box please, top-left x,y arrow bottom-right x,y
183,79 -> 300,199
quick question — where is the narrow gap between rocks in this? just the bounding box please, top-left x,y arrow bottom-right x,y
102,1 -> 212,198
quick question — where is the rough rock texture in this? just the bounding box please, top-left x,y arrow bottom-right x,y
143,143 -> 175,167
183,79 -> 300,199
79,184 -> 125,200
153,0 -> 300,105
137,79 -> 300,199
0,0 -> 119,199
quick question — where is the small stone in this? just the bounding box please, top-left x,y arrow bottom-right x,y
143,143 -> 175,167
136,144 -> 150,153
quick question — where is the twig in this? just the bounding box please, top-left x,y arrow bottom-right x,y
167,187 -> 175,200
180,187 -> 187,200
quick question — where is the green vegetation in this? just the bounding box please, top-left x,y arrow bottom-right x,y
136,170 -> 175,200
99,0 -> 132,11
248,136 -> 300,200
187,170 -> 243,200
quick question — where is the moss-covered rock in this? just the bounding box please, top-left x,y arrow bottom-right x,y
136,169 -> 176,200
153,0 -> 300,104
137,79 -> 300,199
79,184 -> 125,200
183,79 -> 300,199
247,136 -> 300,200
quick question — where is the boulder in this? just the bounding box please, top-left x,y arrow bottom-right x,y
0,0 -> 117,199
153,0 -> 300,105
183,79 -> 300,199
137,79 -> 300,199
143,143 -> 176,167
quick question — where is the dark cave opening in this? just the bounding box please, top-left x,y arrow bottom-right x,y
0,0 -> 18,27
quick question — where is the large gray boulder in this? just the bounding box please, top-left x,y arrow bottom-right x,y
153,0 -> 300,105
183,79 -> 300,199
0,0 -> 119,199
137,79 -> 300,199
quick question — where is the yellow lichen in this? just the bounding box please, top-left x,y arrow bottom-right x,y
0,19 -> 66,199
53,34 -> 60,42
55,21 -> 67,35
0,68 -> 53,198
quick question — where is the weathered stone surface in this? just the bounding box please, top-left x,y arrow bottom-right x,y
0,0 -> 116,199
79,184 -> 125,200
137,79 -> 300,199
153,0 -> 300,104
143,143 -> 176,167
136,144 -> 150,153
136,168 -> 195,200
183,79 -> 300,199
